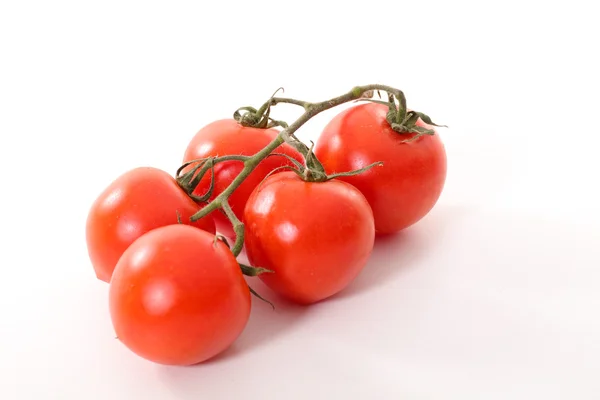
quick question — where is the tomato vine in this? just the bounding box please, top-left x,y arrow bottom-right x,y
176,84 -> 441,259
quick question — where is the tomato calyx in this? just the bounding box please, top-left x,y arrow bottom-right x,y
239,263 -> 273,277
359,92 -> 447,142
176,155 -> 254,202
267,144 -> 383,184
248,285 -> 275,310
302,160 -> 384,183
233,88 -> 289,129
176,157 -> 217,201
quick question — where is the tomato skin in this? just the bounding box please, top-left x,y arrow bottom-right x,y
315,103 -> 447,234
244,172 -> 375,304
182,119 -> 303,237
86,167 -> 215,283
109,224 -> 250,366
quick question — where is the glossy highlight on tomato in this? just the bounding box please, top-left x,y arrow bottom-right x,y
109,224 -> 251,366
86,167 -> 215,283
244,171 -> 375,304
315,103 -> 447,234
183,119 -> 303,237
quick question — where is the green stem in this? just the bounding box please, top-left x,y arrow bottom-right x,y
213,155 -> 250,162
239,263 -> 273,276
271,97 -> 312,109
220,200 -> 245,257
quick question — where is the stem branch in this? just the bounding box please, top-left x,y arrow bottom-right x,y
221,200 -> 245,257
271,97 -> 312,109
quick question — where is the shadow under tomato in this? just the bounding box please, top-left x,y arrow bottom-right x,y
228,278 -> 311,352
335,205 -> 471,299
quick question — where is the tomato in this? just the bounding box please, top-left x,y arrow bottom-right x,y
315,103 -> 447,234
86,167 -> 215,283
182,119 -> 303,237
109,224 -> 250,365
244,171 -> 375,304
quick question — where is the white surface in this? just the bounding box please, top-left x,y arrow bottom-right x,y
1,1 -> 599,399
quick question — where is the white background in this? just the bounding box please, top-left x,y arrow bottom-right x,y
1,1 -> 599,399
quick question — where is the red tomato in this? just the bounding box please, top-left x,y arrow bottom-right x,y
315,103 -> 447,234
244,171 -> 375,304
86,167 -> 215,283
182,119 -> 303,237
109,224 -> 250,365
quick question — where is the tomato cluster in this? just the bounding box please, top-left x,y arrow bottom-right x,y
85,87 -> 447,366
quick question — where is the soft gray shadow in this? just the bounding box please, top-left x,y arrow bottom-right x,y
219,278 -> 311,356
336,205 -> 472,299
